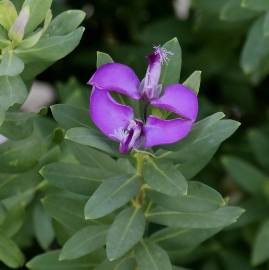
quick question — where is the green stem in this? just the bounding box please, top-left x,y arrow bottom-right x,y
131,152 -> 148,208
134,152 -> 146,176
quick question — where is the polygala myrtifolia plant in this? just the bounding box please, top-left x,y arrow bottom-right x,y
0,0 -> 84,268
28,38 -> 245,270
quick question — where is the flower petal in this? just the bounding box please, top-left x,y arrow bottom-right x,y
144,116 -> 193,148
88,63 -> 141,100
150,83 -> 198,121
90,87 -> 134,139
140,52 -> 162,100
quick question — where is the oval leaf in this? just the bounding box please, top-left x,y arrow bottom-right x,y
47,10 -> 85,36
160,37 -> 182,86
149,181 -> 225,213
147,206 -> 244,228
135,241 -> 172,270
84,175 -> 141,219
65,127 -> 118,156
27,250 -> 103,270
106,207 -> 145,260
143,159 -> 187,196
0,232 -> 25,268
40,162 -> 104,195
183,71 -> 201,95
51,104 -> 93,129
252,219 -> 269,266
97,51 -> 113,68
60,225 -> 109,260
0,76 -> 27,111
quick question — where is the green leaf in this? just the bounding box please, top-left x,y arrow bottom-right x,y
0,204 -> 25,237
0,108 -> 4,126
222,156 -> 267,195
143,159 -> 187,196
106,207 -> 145,260
0,75 -> 27,111
0,0 -> 17,30
53,221 -> 72,247
60,225 -> 108,260
39,145 -> 61,168
17,27 -> 84,62
67,142 -> 125,176
158,112 -> 225,154
160,112 -> 225,151
0,51 -> 24,76
0,38 -> 10,49
147,206 -> 244,228
160,37 -> 182,86
264,11 -> 269,36
27,250 -> 103,270
51,104 -> 93,129
0,202 -> 6,224
184,112 -> 226,142
0,231 -> 25,268
220,0 -> 258,21
33,202 -> 54,250
19,9 -> 52,49
135,240 -> 172,270
164,119 -> 240,179
183,71 -> 202,95
16,27 -> 84,80
22,0 -> 52,33
65,127 -> 118,156
0,111 -> 35,140
252,219 -> 269,265
240,16 -> 269,75
149,181 -> 226,212
0,168 -> 40,200
40,162 -> 103,195
85,174 -> 141,219
116,158 -> 136,174
151,227 -> 220,251
42,193 -> 93,233
97,51 -> 113,67
0,129 -> 46,173
96,257 -> 136,270
241,0 -> 269,11
47,10 -> 85,36
248,129 -> 269,170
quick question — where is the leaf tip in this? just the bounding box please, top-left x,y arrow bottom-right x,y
171,37 -> 179,43
39,167 -> 45,176
107,256 -> 115,262
84,212 -> 94,220
26,262 -> 32,269
50,104 -> 56,112
241,0 -> 247,8
58,254 -> 65,261
40,197 -> 47,205
64,133 -> 70,140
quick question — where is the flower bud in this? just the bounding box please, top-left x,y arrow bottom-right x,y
8,5 -> 30,44
140,46 -> 173,101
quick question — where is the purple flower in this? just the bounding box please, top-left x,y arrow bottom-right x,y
88,46 -> 198,154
